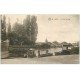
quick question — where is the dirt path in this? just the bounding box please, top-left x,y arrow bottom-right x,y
1,55 -> 79,64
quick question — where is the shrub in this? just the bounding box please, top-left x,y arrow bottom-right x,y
70,47 -> 79,54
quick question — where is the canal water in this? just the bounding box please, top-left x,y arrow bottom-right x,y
34,48 -> 62,55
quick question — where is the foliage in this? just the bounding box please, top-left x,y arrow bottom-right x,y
9,15 -> 38,45
35,43 -> 51,49
70,47 -> 79,54
1,15 -> 6,41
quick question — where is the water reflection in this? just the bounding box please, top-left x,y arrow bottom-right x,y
35,48 -> 62,55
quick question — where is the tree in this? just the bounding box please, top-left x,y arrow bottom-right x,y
1,15 -> 6,42
10,15 -> 38,45
30,15 -> 38,44
23,15 -> 31,43
7,18 -> 11,34
23,15 -> 38,45
7,18 -> 11,38
52,41 -> 60,47
12,22 -> 26,45
7,18 -> 12,45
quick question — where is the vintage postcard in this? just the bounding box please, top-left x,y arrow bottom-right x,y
0,14 -> 79,64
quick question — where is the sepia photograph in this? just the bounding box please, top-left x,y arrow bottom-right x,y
1,14 -> 79,64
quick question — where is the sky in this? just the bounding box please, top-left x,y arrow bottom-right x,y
5,14 -> 79,43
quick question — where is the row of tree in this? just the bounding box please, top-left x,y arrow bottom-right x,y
1,15 -> 38,46
1,15 -> 6,41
